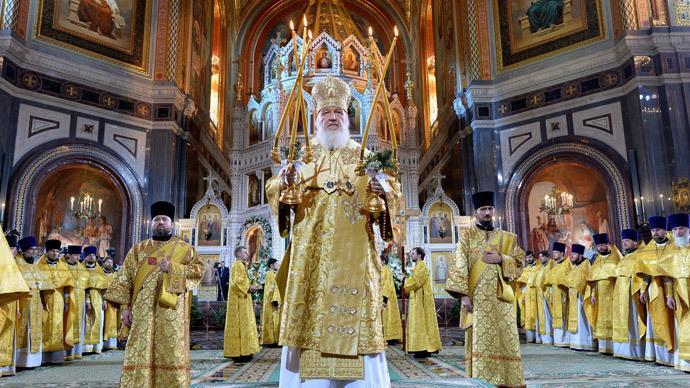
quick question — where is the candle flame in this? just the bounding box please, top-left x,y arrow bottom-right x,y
308,29 -> 313,39
303,15 -> 307,26
394,25 -> 398,37
290,20 -> 294,31
368,26 -> 373,36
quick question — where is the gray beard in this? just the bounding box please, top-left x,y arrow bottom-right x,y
316,126 -> 349,150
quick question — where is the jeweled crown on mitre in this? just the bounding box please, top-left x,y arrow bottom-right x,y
312,76 -> 351,112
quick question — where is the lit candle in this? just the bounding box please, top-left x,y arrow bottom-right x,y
498,216 -> 502,230
659,194 -> 665,215
634,198 -> 640,218
98,199 -> 102,213
640,196 -> 646,220
70,197 -> 75,211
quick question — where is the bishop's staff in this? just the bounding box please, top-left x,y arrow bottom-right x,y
357,25 -> 399,214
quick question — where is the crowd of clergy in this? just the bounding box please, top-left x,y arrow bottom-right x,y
0,233 -> 120,376
515,213 -> 690,373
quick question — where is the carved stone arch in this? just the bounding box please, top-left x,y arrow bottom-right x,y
504,142 -> 632,246
9,142 -> 145,248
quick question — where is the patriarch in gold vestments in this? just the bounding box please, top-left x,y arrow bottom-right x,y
653,213 -> 690,372
566,243 -> 595,351
63,245 -> 88,361
37,239 -> 76,364
515,251 -> 538,343
224,246 -> 260,358
584,233 -> 620,354
545,242 -> 571,347
446,191 -> 525,387
403,247 -> 441,356
269,77 -> 400,385
612,229 -> 646,360
15,236 -> 55,368
380,256 -> 402,342
82,246 -> 109,354
261,259 -> 281,346
104,201 -> 203,388
0,232 -> 30,376
101,257 -> 118,350
636,216 -> 676,365
535,251 -> 554,345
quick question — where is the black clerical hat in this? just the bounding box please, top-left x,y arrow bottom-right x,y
648,216 -> 666,230
6,234 -> 18,248
571,244 -> 585,255
84,246 -> 98,256
593,233 -> 609,245
45,239 -> 61,251
151,201 -> 175,220
67,245 -> 82,255
552,242 -> 566,253
471,191 -> 495,210
18,236 -> 38,251
621,229 -> 638,242
667,213 -> 689,230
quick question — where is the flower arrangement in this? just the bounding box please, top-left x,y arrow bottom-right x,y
363,149 -> 396,173
280,140 -> 304,161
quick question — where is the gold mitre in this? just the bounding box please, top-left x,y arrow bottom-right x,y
312,76 -> 351,112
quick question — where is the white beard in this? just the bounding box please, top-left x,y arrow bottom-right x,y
676,234 -> 690,247
316,124 -> 350,150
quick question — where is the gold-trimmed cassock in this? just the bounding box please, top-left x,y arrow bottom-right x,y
445,226 -> 525,387
36,256 -> 76,354
261,270 -> 281,346
223,260 -> 260,357
584,247 -> 622,353
104,237 -> 203,387
612,245 -> 646,360
380,265 -> 402,342
0,232 -> 30,375
63,259 -> 89,360
83,264 -> 110,352
266,139 -> 401,379
404,260 -> 441,353
515,263 -> 538,336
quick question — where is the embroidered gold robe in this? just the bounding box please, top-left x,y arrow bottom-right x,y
224,260 -> 260,356
584,248 -> 622,348
535,260 -> 554,337
266,139 -> 401,378
15,258 -> 55,357
261,270 -> 281,345
63,260 -> 89,360
102,270 -> 118,349
36,256 -> 75,353
635,239 -> 676,358
84,265 -> 109,349
655,244 -> 690,365
404,261 -> 441,353
568,259 -> 591,333
381,265 -> 402,341
545,259 -> 571,333
446,226 -> 525,387
0,233 -> 30,375
515,264 -> 538,331
103,237 -> 203,388
612,247 -> 646,345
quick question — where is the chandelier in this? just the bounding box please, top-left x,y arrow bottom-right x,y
70,192 -> 102,219
540,186 -> 573,216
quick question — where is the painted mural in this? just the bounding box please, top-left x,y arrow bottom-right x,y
494,0 -> 604,71
37,0 -> 150,71
190,0 -> 213,112
33,165 -> 123,257
247,174 -> 261,208
428,202 -> 453,244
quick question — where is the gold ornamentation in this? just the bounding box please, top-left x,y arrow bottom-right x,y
311,76 -> 351,112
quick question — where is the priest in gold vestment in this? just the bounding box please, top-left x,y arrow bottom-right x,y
446,191 -> 525,387
269,76 -> 399,386
515,251 -> 538,343
612,229 -> 645,360
403,247 -> 441,357
636,216 -> 675,365
223,246 -> 260,359
15,236 -> 54,368
584,233 -> 621,354
566,244 -> 595,351
546,242 -> 571,347
535,251 -> 554,345
64,245 -> 88,361
380,254 -> 402,342
654,213 -> 690,371
82,247 -> 109,354
0,233 -> 30,376
104,201 -> 203,387
101,257 -> 119,350
261,258 -> 281,346
37,239 -> 75,364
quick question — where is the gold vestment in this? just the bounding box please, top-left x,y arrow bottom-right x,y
654,243 -> 690,363
84,265 -> 110,347
404,261 -> 441,353
0,232 -> 30,373
381,265 -> 402,341
545,259 -> 571,331
445,226 -> 525,387
102,270 -> 118,349
63,260 -> 89,359
223,260 -> 260,356
584,248 -> 622,343
567,259 -> 591,333
515,263 -> 538,330
612,247 -> 646,344
266,139 -> 401,379
36,256 -> 75,353
535,260 -> 554,335
104,237 -> 203,387
261,270 -> 281,345
15,258 -> 55,353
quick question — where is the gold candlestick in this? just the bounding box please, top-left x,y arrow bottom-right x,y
370,26 -> 399,165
